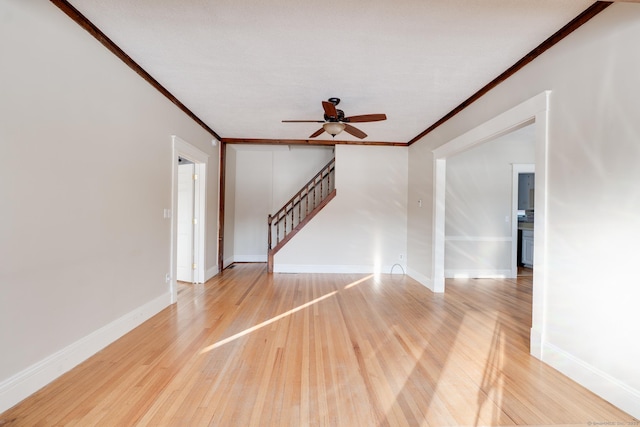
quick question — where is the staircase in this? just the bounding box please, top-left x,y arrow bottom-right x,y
267,158 -> 336,272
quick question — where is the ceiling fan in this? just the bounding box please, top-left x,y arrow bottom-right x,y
282,98 -> 387,139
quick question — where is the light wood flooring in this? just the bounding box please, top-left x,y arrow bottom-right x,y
1,263 -> 634,426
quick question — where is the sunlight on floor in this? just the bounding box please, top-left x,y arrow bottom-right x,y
474,317 -> 507,426
344,274 -> 375,290
410,311 -> 509,425
200,274 -> 374,354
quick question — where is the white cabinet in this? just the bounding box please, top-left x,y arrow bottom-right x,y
521,229 -> 534,268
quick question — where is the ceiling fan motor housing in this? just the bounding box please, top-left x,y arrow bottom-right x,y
324,109 -> 346,122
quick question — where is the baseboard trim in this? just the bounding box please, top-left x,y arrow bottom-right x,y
205,266 -> 218,282
543,342 -> 640,418
407,268 -> 435,292
223,256 -> 235,269
529,327 -> 543,360
234,255 -> 267,263
444,269 -> 512,279
0,292 -> 171,414
273,264 -> 406,275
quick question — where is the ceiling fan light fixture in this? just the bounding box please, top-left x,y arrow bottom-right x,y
323,122 -> 345,137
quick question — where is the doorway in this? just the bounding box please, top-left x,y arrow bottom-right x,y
443,125 -> 534,280
512,165 -> 535,278
431,91 -> 550,359
177,157 -> 196,282
171,136 -> 208,303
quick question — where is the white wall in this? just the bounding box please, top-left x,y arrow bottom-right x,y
445,125 -> 535,277
233,149 -> 274,261
407,4 -> 640,417
275,145 -> 408,274
230,145 -> 334,262
272,146 -> 335,210
0,1 -> 219,412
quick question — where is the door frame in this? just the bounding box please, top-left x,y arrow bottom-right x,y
171,135 -> 208,303
431,91 -> 550,359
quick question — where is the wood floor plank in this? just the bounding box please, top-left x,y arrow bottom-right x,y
1,263 -> 635,426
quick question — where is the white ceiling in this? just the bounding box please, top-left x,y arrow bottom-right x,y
67,0 -> 596,143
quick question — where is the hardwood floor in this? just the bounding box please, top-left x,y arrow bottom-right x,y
1,263 -> 634,426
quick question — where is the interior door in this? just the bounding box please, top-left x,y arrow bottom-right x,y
177,162 -> 195,282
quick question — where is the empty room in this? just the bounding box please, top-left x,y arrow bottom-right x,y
1,0 -> 639,425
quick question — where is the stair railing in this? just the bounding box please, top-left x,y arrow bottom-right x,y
268,157 -> 335,253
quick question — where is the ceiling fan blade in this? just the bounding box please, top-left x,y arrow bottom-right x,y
345,113 -> 387,123
309,128 -> 325,138
343,124 -> 367,139
322,101 -> 338,119
282,120 -> 325,123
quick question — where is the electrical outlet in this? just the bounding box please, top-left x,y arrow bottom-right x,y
399,253 -> 404,260
165,273 -> 171,283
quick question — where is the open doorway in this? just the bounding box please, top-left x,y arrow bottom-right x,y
170,136 -> 208,303
431,91 -> 549,359
512,166 -> 535,277
177,157 -> 196,283
443,124 -> 535,280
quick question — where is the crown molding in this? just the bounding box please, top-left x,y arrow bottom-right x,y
407,1 -> 612,145
221,138 -> 407,147
50,0 -> 222,141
